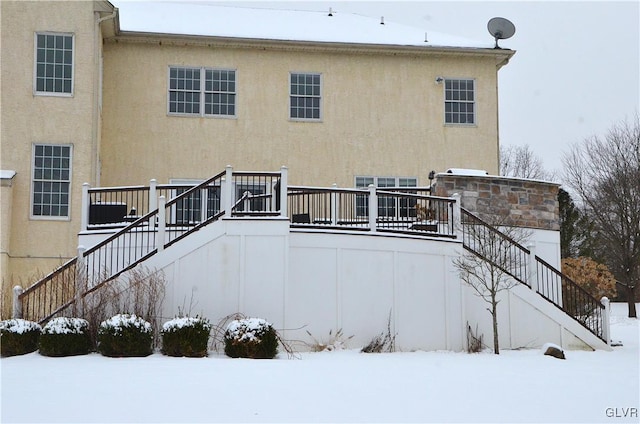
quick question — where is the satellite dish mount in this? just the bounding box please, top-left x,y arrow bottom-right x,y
487,17 -> 515,48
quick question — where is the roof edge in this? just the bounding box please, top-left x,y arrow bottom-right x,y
109,30 -> 516,59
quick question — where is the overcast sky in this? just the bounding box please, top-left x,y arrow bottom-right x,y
124,1 -> 639,183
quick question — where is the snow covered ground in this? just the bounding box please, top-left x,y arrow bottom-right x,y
1,303 -> 638,423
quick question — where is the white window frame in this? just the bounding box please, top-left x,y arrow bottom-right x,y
34,32 -> 74,97
169,179 -> 221,224
289,72 -> 322,122
355,176 -> 418,218
234,181 -> 268,212
31,143 -> 73,220
167,66 -> 237,118
444,78 -> 476,126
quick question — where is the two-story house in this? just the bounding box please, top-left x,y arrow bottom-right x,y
1,1 -> 514,316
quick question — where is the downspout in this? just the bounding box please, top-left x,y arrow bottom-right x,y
92,8 -> 117,186
97,9 -> 117,25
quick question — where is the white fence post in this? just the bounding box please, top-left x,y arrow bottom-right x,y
81,183 -> 90,232
452,193 -> 461,239
527,243 -> 539,293
601,296 -> 611,345
157,196 -> 166,252
224,165 -> 233,217
12,286 -> 23,319
331,183 -> 338,226
280,166 -> 288,217
368,184 -> 377,232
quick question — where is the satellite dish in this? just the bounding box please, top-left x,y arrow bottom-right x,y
487,17 -> 515,48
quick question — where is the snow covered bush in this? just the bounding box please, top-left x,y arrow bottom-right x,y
224,318 -> 278,359
161,316 -> 211,357
39,317 -> 92,357
97,314 -> 153,357
0,319 -> 41,357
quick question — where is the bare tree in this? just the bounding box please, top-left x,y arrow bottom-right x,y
500,144 -> 556,181
563,115 -> 640,318
454,218 -> 530,354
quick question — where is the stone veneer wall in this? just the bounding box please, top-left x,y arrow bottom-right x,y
433,174 -> 560,230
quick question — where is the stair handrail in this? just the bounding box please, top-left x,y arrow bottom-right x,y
534,255 -> 605,337
460,208 -> 530,285
19,170 -> 229,323
460,207 -> 605,340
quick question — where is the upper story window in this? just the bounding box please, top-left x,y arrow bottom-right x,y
290,73 -> 321,121
32,144 -> 72,219
445,79 -> 475,125
168,67 -> 236,117
35,33 -> 74,95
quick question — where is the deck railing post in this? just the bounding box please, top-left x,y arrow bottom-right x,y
601,296 -> 611,344
527,243 -> 539,293
243,191 -> 251,212
157,196 -> 166,252
12,286 -> 23,319
280,166 -> 288,217
148,179 -> 158,228
200,186 -> 207,223
224,165 -> 233,217
452,193 -> 461,239
81,183 -> 90,232
368,184 -> 377,232
149,179 -> 158,211
76,245 -> 87,316
331,183 -> 338,226
221,177 -> 227,216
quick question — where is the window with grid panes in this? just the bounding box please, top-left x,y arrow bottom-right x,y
290,73 -> 321,120
35,33 -> 73,95
171,180 -> 221,224
32,144 -> 72,218
355,176 -> 417,218
398,178 -> 419,218
445,79 -> 475,124
235,184 -> 266,212
169,67 -> 236,117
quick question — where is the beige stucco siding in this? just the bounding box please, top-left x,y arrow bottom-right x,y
101,40 -> 500,188
1,1 -> 509,317
0,1 -> 104,312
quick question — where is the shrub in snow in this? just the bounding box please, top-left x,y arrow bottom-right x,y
361,313 -> 396,354
306,328 -> 354,352
98,314 -> 153,357
39,317 -> 92,357
161,316 -> 211,357
224,318 -> 278,359
0,319 -> 41,357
